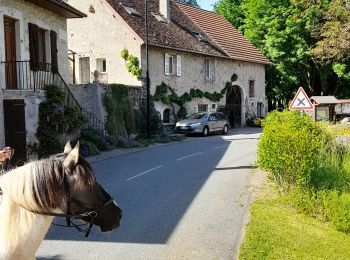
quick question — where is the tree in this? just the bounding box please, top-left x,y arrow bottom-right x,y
214,0 -> 350,109
176,0 -> 200,7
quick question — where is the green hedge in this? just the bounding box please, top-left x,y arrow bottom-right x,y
258,110 -> 350,233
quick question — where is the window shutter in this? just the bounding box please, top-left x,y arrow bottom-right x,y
164,54 -> 169,75
176,55 -> 181,76
28,23 -> 39,71
50,30 -> 58,73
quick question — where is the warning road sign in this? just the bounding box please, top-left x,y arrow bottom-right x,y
289,87 -> 313,110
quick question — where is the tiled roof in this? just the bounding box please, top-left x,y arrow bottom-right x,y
106,0 -> 229,57
176,3 -> 271,65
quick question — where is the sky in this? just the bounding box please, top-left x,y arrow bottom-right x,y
197,0 -> 217,11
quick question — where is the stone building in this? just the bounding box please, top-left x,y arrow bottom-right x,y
67,0 -> 270,127
0,0 -> 85,163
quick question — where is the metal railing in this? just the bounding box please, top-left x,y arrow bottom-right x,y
1,60 -> 107,137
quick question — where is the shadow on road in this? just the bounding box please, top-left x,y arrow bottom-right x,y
42,128 -> 259,246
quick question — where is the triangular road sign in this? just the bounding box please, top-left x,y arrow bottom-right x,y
289,87 -> 313,110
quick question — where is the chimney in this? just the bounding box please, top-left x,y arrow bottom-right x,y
159,0 -> 170,22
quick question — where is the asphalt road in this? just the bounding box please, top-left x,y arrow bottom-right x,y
36,128 -> 262,260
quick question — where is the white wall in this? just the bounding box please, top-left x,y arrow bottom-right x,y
67,0 -> 142,86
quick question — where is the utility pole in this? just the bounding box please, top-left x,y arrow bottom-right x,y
145,0 -> 151,139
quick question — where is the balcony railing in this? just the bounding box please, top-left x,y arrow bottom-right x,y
1,60 -> 107,136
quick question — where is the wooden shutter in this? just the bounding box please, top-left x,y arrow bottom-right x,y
28,23 -> 39,71
50,30 -> 58,73
176,55 -> 181,76
164,54 -> 169,75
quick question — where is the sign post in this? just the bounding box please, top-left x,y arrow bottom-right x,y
289,87 -> 313,111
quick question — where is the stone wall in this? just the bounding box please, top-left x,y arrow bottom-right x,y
141,46 -> 268,126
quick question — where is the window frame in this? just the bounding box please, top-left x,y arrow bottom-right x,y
249,80 -> 255,98
205,58 -> 213,81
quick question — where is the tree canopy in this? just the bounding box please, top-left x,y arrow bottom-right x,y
176,0 -> 200,7
214,0 -> 350,110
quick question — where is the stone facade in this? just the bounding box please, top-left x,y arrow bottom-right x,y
143,46 -> 267,126
0,0 -> 71,155
66,0 -> 267,126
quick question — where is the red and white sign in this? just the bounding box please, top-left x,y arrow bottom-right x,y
289,87 -> 313,110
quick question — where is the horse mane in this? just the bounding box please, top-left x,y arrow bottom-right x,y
0,154 -> 95,213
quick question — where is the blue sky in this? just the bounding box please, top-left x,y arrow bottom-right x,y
198,0 -> 217,11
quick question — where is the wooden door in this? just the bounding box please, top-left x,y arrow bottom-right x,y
79,57 -> 90,84
4,17 -> 17,89
3,100 -> 27,166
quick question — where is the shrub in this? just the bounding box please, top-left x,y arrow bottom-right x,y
258,110 -> 324,190
247,117 -> 263,127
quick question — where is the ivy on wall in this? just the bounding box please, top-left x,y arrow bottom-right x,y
31,85 -> 86,158
103,84 -> 135,140
120,48 -> 143,80
153,73 -> 238,119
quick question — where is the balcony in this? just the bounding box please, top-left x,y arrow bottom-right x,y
1,60 -> 58,91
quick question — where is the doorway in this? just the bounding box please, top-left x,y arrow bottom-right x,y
3,99 -> 27,165
4,17 -> 17,89
226,85 -> 242,127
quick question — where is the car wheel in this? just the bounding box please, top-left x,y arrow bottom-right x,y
222,125 -> 228,135
203,126 -> 209,137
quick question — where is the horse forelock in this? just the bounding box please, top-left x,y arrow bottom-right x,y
31,154 -> 96,211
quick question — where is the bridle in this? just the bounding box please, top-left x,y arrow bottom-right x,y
0,164 -> 114,238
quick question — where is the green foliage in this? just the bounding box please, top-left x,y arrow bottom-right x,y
80,140 -> 100,157
35,85 -> 86,157
120,49 -> 142,80
259,110 -> 350,233
134,102 -> 162,136
246,117 -> 262,127
176,0 -> 199,7
103,84 -> 135,139
215,0 -> 350,108
240,191 -> 350,259
153,74 -> 237,120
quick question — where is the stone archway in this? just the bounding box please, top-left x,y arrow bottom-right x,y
226,85 -> 242,127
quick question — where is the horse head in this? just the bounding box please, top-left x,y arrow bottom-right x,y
58,141 -> 122,233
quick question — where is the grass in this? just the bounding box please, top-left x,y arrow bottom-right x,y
239,184 -> 350,260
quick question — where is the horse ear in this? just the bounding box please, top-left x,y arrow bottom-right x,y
64,141 -> 73,154
63,141 -> 80,169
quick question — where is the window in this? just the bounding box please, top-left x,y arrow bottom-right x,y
198,104 -> 208,112
163,108 -> 170,123
96,58 -> 106,73
29,23 -> 55,71
249,80 -> 255,97
205,58 -> 213,80
257,102 -> 263,117
120,3 -> 141,16
37,29 -> 46,64
165,54 -> 181,76
151,12 -> 167,23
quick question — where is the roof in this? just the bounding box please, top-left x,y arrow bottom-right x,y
27,0 -> 86,18
176,3 -> 271,65
106,0 -> 269,64
108,0 -> 226,57
310,96 -> 340,105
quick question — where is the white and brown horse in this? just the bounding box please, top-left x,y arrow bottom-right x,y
0,142 -> 122,260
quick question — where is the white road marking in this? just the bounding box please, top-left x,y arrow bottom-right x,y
176,152 -> 203,161
214,145 -> 228,150
126,165 -> 163,181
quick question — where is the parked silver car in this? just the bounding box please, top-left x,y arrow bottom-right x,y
175,112 -> 229,136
